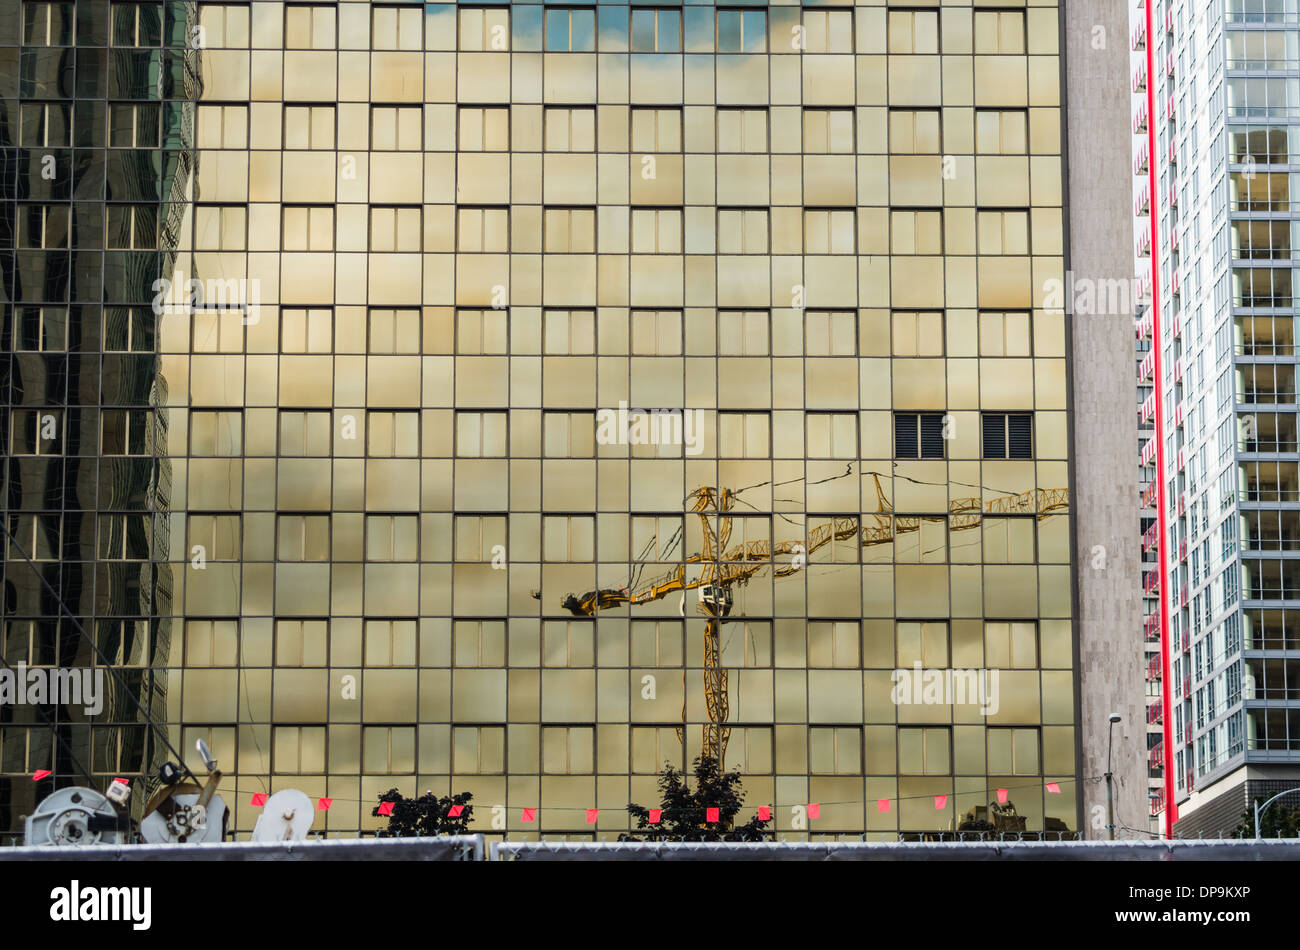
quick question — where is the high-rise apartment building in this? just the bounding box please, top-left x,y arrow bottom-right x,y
2,0 -> 1141,842
1135,0 -> 1300,836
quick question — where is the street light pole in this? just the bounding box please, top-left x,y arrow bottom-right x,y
1253,786 -> 1300,839
1106,713 -> 1122,841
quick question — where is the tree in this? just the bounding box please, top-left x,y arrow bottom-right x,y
1231,797 -> 1300,839
622,755 -> 772,842
373,789 -> 474,837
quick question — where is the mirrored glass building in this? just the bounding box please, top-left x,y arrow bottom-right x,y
1,0 -> 1143,842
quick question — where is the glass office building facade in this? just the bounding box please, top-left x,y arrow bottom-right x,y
2,0 -> 1081,839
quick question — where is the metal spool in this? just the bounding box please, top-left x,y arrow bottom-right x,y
25,787 -> 127,848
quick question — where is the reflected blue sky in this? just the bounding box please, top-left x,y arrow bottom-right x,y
425,1 -> 786,54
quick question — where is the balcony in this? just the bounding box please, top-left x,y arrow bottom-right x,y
1140,390 -> 1156,425
1133,61 -> 1147,93
1132,22 -> 1147,50
1142,519 -> 1159,551
1148,741 -> 1164,773
1135,145 -> 1149,176
1241,388 -> 1298,406
1148,699 -> 1163,724
1136,309 -> 1153,340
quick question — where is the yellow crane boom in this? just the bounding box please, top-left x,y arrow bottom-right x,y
557,474 -> 1068,767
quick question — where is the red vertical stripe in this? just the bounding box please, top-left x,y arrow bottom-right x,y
1144,0 -> 1178,837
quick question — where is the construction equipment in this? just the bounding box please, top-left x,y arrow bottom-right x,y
139,738 -> 229,844
24,786 -> 132,847
560,486 -> 759,766
961,799 -> 1029,834
251,788 -> 315,842
559,472 -> 1068,768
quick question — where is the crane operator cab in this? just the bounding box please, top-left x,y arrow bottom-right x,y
698,585 -> 732,617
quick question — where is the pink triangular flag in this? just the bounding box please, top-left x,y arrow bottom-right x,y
648,808 -> 662,824
807,803 -> 820,819
757,805 -> 771,821
521,807 -> 537,822
251,792 -> 268,807
32,770 -> 51,781
448,804 -> 464,817
706,807 -> 719,823
586,808 -> 599,823
377,801 -> 394,816
877,798 -> 891,813
317,797 -> 332,810
1046,782 -> 1061,794
997,788 -> 1008,804
934,795 -> 947,810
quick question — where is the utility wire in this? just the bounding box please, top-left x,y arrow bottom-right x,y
0,653 -> 96,786
0,521 -> 207,792
238,667 -> 269,794
213,772 -> 1097,814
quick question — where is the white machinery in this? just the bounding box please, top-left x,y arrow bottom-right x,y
139,739 -> 229,844
24,786 -> 130,847
251,789 -> 315,842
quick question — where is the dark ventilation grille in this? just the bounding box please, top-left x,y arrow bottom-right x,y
919,413 -> 945,458
982,414 -> 1006,459
895,413 -> 918,459
1008,414 -> 1033,459
983,413 -> 1032,459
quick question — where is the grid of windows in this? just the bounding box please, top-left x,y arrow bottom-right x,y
0,0 -> 1076,842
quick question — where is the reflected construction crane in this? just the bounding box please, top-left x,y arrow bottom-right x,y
558,473 -> 1068,768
